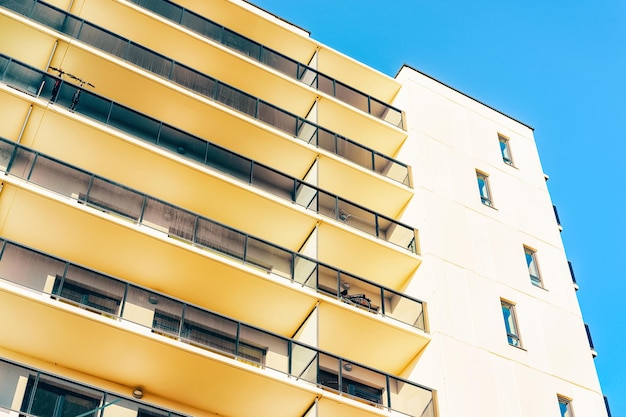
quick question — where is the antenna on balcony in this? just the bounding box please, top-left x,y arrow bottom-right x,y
48,66 -> 78,102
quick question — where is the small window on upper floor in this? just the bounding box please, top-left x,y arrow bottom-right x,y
476,171 -> 493,207
499,135 -> 514,166
501,299 -> 522,348
558,396 -> 574,417
524,246 -> 543,287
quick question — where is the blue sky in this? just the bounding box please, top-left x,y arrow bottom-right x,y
253,1 -> 626,414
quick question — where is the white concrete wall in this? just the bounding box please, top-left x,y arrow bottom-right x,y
394,66 -> 606,417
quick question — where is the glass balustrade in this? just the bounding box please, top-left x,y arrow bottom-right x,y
0,240 -> 434,417
0,53 -> 418,253
0,140 -> 425,329
0,0 -> 411,186
125,0 -> 405,129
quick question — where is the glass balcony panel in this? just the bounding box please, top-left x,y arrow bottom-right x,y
294,181 -> 318,210
0,0 -> 34,15
214,83 -> 256,117
126,43 -> 172,78
238,325 -> 288,370
31,1 -> 80,36
194,218 -> 245,261
293,255 -> 317,290
341,361 -> 385,406
67,88 -> 110,123
182,306 -> 238,355
371,98 -> 403,129
0,360 -> 38,412
109,104 -> 160,142
382,290 -> 425,329
0,241 -> 66,291
388,377 -> 435,417
223,28 -> 261,60
122,285 -> 183,335
2,59 -> 43,95
373,153 -> 410,186
378,217 -> 416,252
8,147 -> 36,179
180,9 -> 223,41
251,163 -> 294,200
261,48 -> 298,79
55,265 -> 126,316
86,178 -> 144,221
141,198 -> 195,239
205,142 -> 251,182
316,191 -> 337,220
337,137 -> 373,171
257,101 -> 297,135
317,74 -> 334,96
0,55 -> 8,76
295,119 -> 319,145
78,22 -> 128,58
171,64 -> 216,97
0,139 -> 13,171
335,82 -> 368,114
157,124 -> 207,163
336,199 -> 378,237
290,342 -> 318,383
245,236 -> 292,278
316,265 -> 340,297
136,0 -> 182,23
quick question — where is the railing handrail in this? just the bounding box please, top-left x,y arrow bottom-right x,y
0,0 -> 411,186
125,0 -> 405,129
0,137 -> 426,327
0,52 -> 418,253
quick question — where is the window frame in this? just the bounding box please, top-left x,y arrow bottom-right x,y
498,134 -> 514,166
524,246 -> 543,287
558,395 -> 574,417
500,299 -> 522,348
476,170 -> 494,207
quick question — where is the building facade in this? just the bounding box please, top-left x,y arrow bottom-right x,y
0,1 -> 607,417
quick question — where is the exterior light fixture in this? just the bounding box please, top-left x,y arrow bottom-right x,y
132,387 -> 144,399
343,363 -> 353,372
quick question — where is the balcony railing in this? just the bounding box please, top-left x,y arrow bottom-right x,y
125,0 -> 405,129
0,0 -> 411,186
0,241 -> 435,417
0,53 -> 417,253
0,141 -> 426,329
0,358 -> 188,417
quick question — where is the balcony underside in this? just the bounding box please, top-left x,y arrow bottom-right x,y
318,302 -> 428,375
69,0 -> 408,154
0,12 -> 414,212
168,0 -> 403,105
0,9 -> 404,168
0,183 -> 427,371
0,89 -> 419,286
0,288 -> 318,417
0,184 -> 317,337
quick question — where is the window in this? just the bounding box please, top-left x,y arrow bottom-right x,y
501,300 -> 521,347
524,246 -> 542,287
498,135 -> 513,165
558,396 -> 574,417
476,171 -> 493,207
21,378 -> 102,417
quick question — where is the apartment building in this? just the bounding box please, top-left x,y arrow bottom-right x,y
0,1 -> 607,417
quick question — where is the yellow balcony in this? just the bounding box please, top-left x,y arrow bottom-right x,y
0,278 -> 435,417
